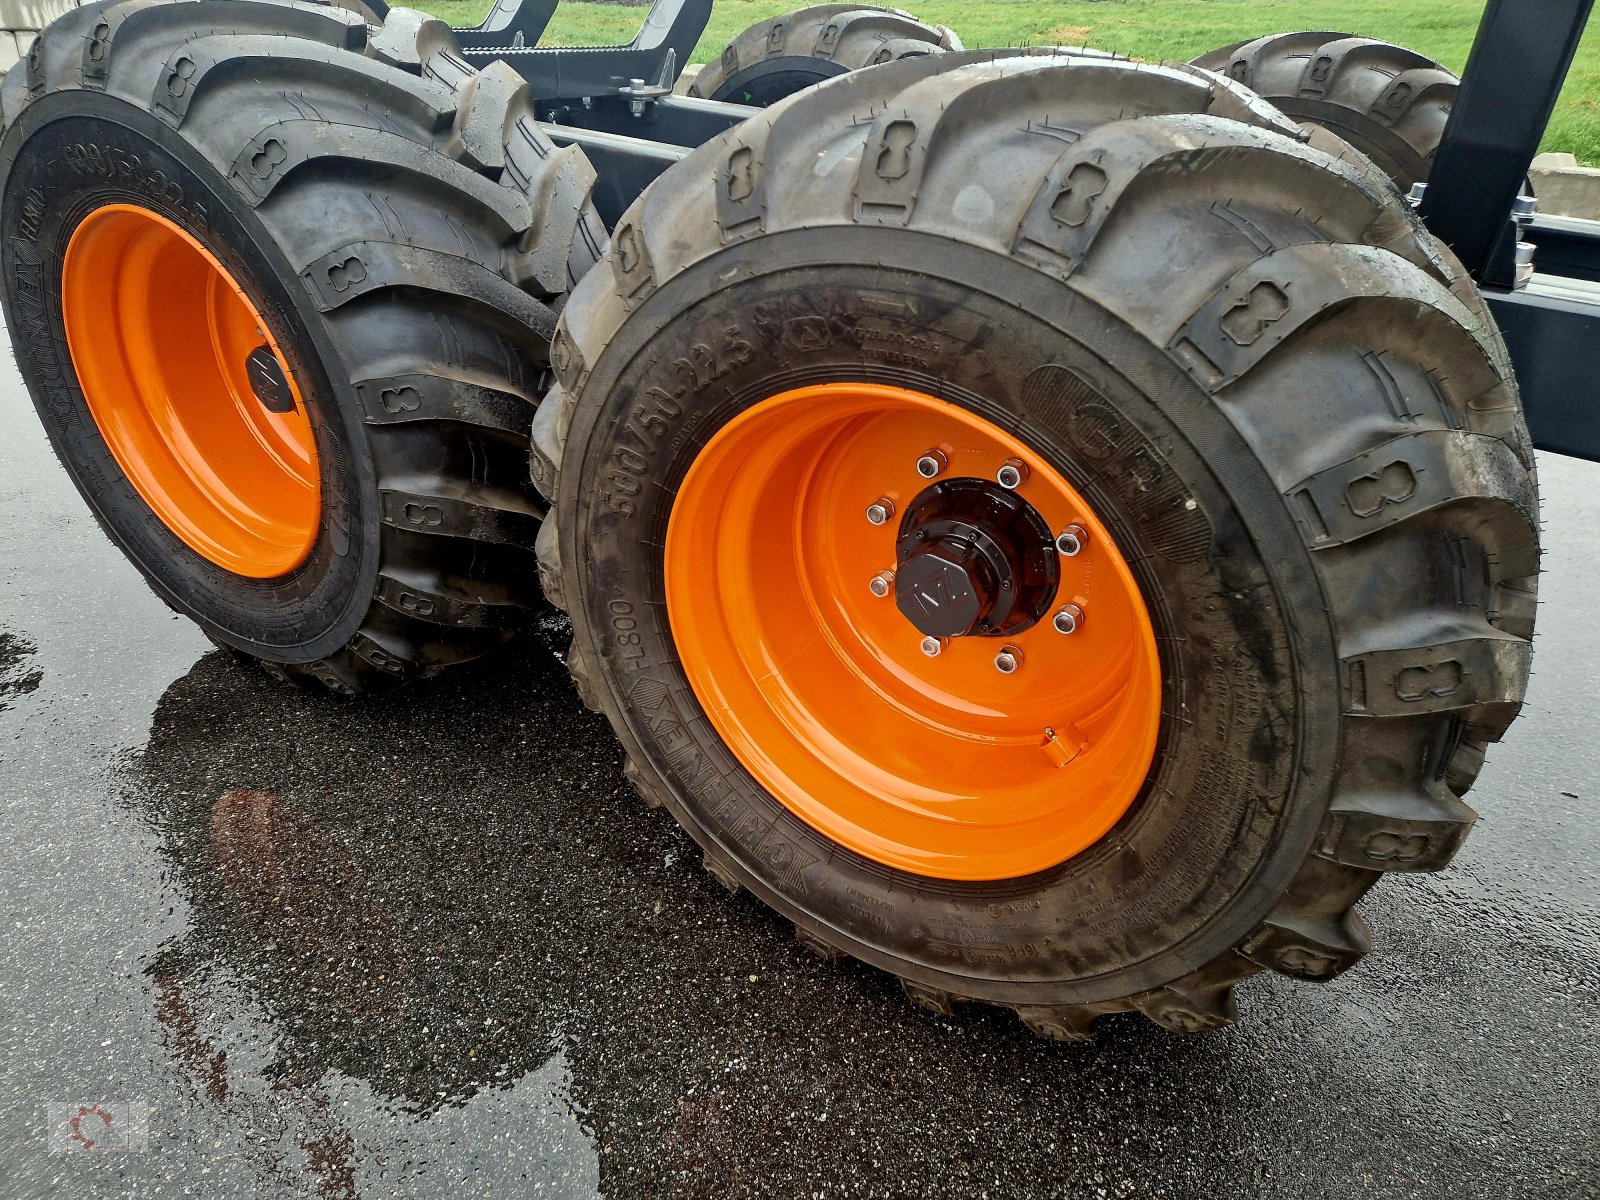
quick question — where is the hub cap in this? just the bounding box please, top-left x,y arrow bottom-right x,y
664,383 -> 1162,881
893,478 -> 1059,639
62,204 -> 320,578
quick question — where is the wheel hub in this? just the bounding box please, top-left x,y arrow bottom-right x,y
893,479 -> 1058,639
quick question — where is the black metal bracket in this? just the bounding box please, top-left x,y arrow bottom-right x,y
1420,0 -> 1596,285
458,0 -> 713,102
539,93 -> 750,150
1488,279 -> 1600,461
1526,215 -> 1600,285
453,0 -> 557,54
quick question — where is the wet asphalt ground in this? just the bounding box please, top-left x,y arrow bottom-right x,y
0,315 -> 1596,1200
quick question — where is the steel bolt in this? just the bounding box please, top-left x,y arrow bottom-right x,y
866,497 -> 896,526
1053,604 -> 1085,636
996,459 -> 1029,490
1516,240 -> 1537,289
920,636 -> 944,658
870,570 -> 895,598
1055,525 -> 1088,557
995,646 -> 1023,675
916,449 -> 949,479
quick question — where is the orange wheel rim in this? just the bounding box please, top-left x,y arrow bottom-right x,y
665,384 -> 1162,881
62,204 -> 320,578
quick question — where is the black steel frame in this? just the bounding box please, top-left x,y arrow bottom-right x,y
458,0 -> 709,103
1419,0 -> 1600,461
462,0 -> 1600,461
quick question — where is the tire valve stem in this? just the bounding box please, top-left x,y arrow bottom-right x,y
1041,724 -> 1086,769
866,497 -> 896,526
1054,604 -> 1085,636
869,570 -> 895,598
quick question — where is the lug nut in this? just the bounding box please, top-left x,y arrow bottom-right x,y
1055,525 -> 1088,557
866,497 -> 896,526
920,636 -> 944,658
916,449 -> 948,479
994,646 -> 1023,675
996,459 -> 1029,490
1053,604 -> 1085,636
870,570 -> 894,598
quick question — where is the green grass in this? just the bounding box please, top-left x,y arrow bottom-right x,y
415,0 -> 1600,164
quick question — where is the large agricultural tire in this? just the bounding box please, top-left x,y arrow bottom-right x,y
0,0 -> 603,695
1191,32 -> 1463,194
534,51 -> 1540,1039
687,4 -> 961,106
